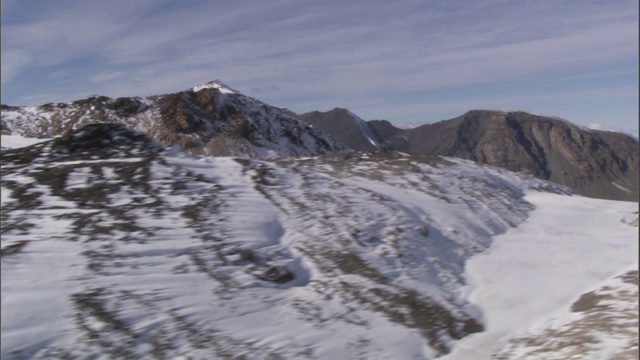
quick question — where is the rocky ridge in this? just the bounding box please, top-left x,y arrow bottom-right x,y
309,109 -> 639,201
2,82 -> 638,201
1,80 -> 347,159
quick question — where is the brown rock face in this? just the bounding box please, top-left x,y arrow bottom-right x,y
1,84 -> 347,158
297,108 -> 384,152
383,110 -> 638,201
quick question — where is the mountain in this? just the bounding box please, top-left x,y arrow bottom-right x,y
3,81 -> 637,201
320,109 -> 637,202
296,107 -> 385,152
1,80 -> 347,159
2,124 -> 637,359
393,110 -> 639,201
368,119 -> 405,141
2,80 -> 638,358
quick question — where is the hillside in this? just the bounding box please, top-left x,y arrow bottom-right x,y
2,125 -> 637,359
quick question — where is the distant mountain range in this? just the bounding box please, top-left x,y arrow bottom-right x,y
298,109 -> 639,202
2,80 -> 638,201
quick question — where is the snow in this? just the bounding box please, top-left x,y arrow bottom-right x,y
442,192 -> 639,360
1,144 -> 637,359
1,135 -> 49,149
192,79 -> 238,94
612,181 -> 632,193
1,107 -> 56,137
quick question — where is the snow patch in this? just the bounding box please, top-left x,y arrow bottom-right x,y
1,135 -> 49,149
612,182 -> 632,193
441,192 -> 639,359
192,79 -> 238,94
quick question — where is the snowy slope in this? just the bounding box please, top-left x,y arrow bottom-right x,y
442,193 -> 639,359
1,127 -> 637,359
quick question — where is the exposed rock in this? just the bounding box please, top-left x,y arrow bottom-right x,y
368,119 -> 404,149
379,110 -> 639,201
3,85 -> 637,201
1,84 -> 347,159
52,123 -> 158,155
297,107 -> 385,152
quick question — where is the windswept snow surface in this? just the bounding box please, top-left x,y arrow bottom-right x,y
1,135 -> 49,149
443,193 -> 639,360
1,137 -> 637,359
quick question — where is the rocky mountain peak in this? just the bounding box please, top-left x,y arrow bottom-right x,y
297,108 -> 385,152
293,107 -> 638,201
1,81 -> 348,159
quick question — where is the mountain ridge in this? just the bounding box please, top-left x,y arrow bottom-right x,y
1,83 -> 348,159
2,82 -> 638,201
296,107 -> 385,152
307,108 -> 639,201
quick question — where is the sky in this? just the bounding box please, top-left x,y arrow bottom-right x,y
1,0 -> 638,134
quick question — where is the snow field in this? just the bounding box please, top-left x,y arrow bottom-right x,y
442,192 -> 639,359
1,139 -> 637,359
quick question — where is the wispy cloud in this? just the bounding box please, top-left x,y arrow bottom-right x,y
0,49 -> 32,84
1,0 -> 637,130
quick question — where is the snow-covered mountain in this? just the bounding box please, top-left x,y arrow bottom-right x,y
1,80 -> 347,159
2,125 -> 637,359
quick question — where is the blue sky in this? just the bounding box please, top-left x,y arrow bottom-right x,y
1,0 -> 638,133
